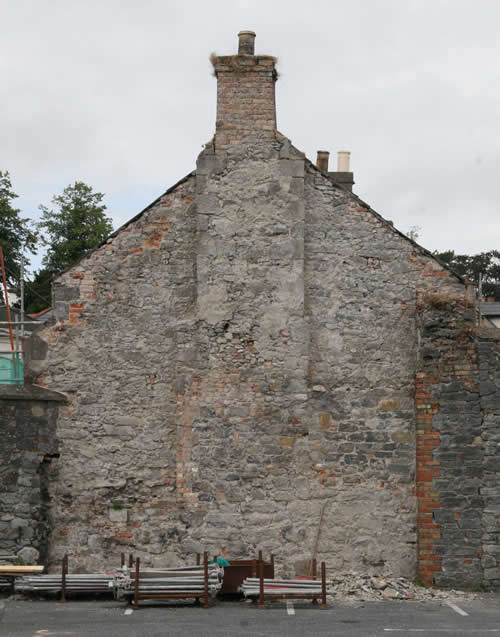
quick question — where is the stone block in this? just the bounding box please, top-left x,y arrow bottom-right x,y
280,159 -> 304,177
111,507 -> 132,526
484,567 -> 500,580
54,285 -> 81,301
17,546 -> 40,564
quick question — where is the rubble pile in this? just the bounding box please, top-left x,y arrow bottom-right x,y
328,573 -> 480,602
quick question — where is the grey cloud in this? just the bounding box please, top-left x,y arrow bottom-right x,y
1,0 -> 499,270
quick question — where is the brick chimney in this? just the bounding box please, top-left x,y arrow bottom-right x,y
212,31 -> 278,151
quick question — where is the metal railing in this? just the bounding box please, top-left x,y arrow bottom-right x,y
0,351 -> 23,385
0,319 -> 40,385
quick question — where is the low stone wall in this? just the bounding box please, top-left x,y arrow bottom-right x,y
0,384 -> 64,563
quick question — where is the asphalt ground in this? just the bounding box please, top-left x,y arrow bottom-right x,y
1,596 -> 500,637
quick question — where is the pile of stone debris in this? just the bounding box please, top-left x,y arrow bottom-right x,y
328,573 -> 479,602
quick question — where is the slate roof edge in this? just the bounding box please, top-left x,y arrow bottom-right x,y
50,138 -> 465,287
53,171 -> 196,281
304,155 -> 466,285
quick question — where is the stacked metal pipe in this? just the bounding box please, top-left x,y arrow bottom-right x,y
115,563 -> 223,598
0,557 -> 40,590
0,555 -> 14,587
240,577 -> 327,597
15,574 -> 114,593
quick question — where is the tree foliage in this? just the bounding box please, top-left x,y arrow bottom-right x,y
39,181 -> 113,273
0,171 -> 37,303
25,181 -> 113,314
434,250 -> 500,299
23,268 -> 53,315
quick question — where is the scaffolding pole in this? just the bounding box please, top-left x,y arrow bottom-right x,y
0,246 -> 15,352
20,252 -> 25,339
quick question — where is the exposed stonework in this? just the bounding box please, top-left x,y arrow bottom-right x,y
23,128 -> 471,578
415,291 -> 480,587
478,331 -> 500,587
3,31 -> 497,588
413,308 -> 500,589
304,166 -> 467,580
0,385 -> 64,563
27,175 -> 198,571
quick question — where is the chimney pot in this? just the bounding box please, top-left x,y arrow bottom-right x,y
316,150 -> 330,172
238,30 -> 256,55
329,150 -> 354,190
337,151 -> 350,172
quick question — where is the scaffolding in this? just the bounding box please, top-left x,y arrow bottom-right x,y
0,320 -> 24,384
0,247 -> 41,385
0,319 -> 40,385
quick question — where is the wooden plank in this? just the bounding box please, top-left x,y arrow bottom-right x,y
0,566 -> 44,574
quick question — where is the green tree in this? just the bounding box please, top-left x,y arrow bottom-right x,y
0,171 -> 37,303
39,181 -> 113,273
433,250 -> 500,299
24,182 -> 113,314
23,268 -> 53,315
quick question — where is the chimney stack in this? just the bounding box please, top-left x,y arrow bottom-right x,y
212,32 -> 278,151
328,150 -> 355,192
316,150 -> 330,172
238,30 -> 256,55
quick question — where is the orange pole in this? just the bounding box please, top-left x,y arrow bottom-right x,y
0,246 -> 15,351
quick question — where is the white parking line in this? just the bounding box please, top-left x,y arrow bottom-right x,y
32,632 -> 76,636
286,601 -> 295,616
446,601 -> 469,616
124,608 -> 133,616
384,630 -> 500,633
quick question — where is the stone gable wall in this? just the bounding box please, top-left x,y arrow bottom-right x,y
21,135 -> 486,584
27,175 -> 198,571
303,164 -> 465,576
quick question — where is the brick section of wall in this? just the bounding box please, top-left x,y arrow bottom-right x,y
214,54 -> 277,150
415,370 -> 442,586
416,293 -> 483,588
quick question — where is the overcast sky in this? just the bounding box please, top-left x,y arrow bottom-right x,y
2,0 -> 499,273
